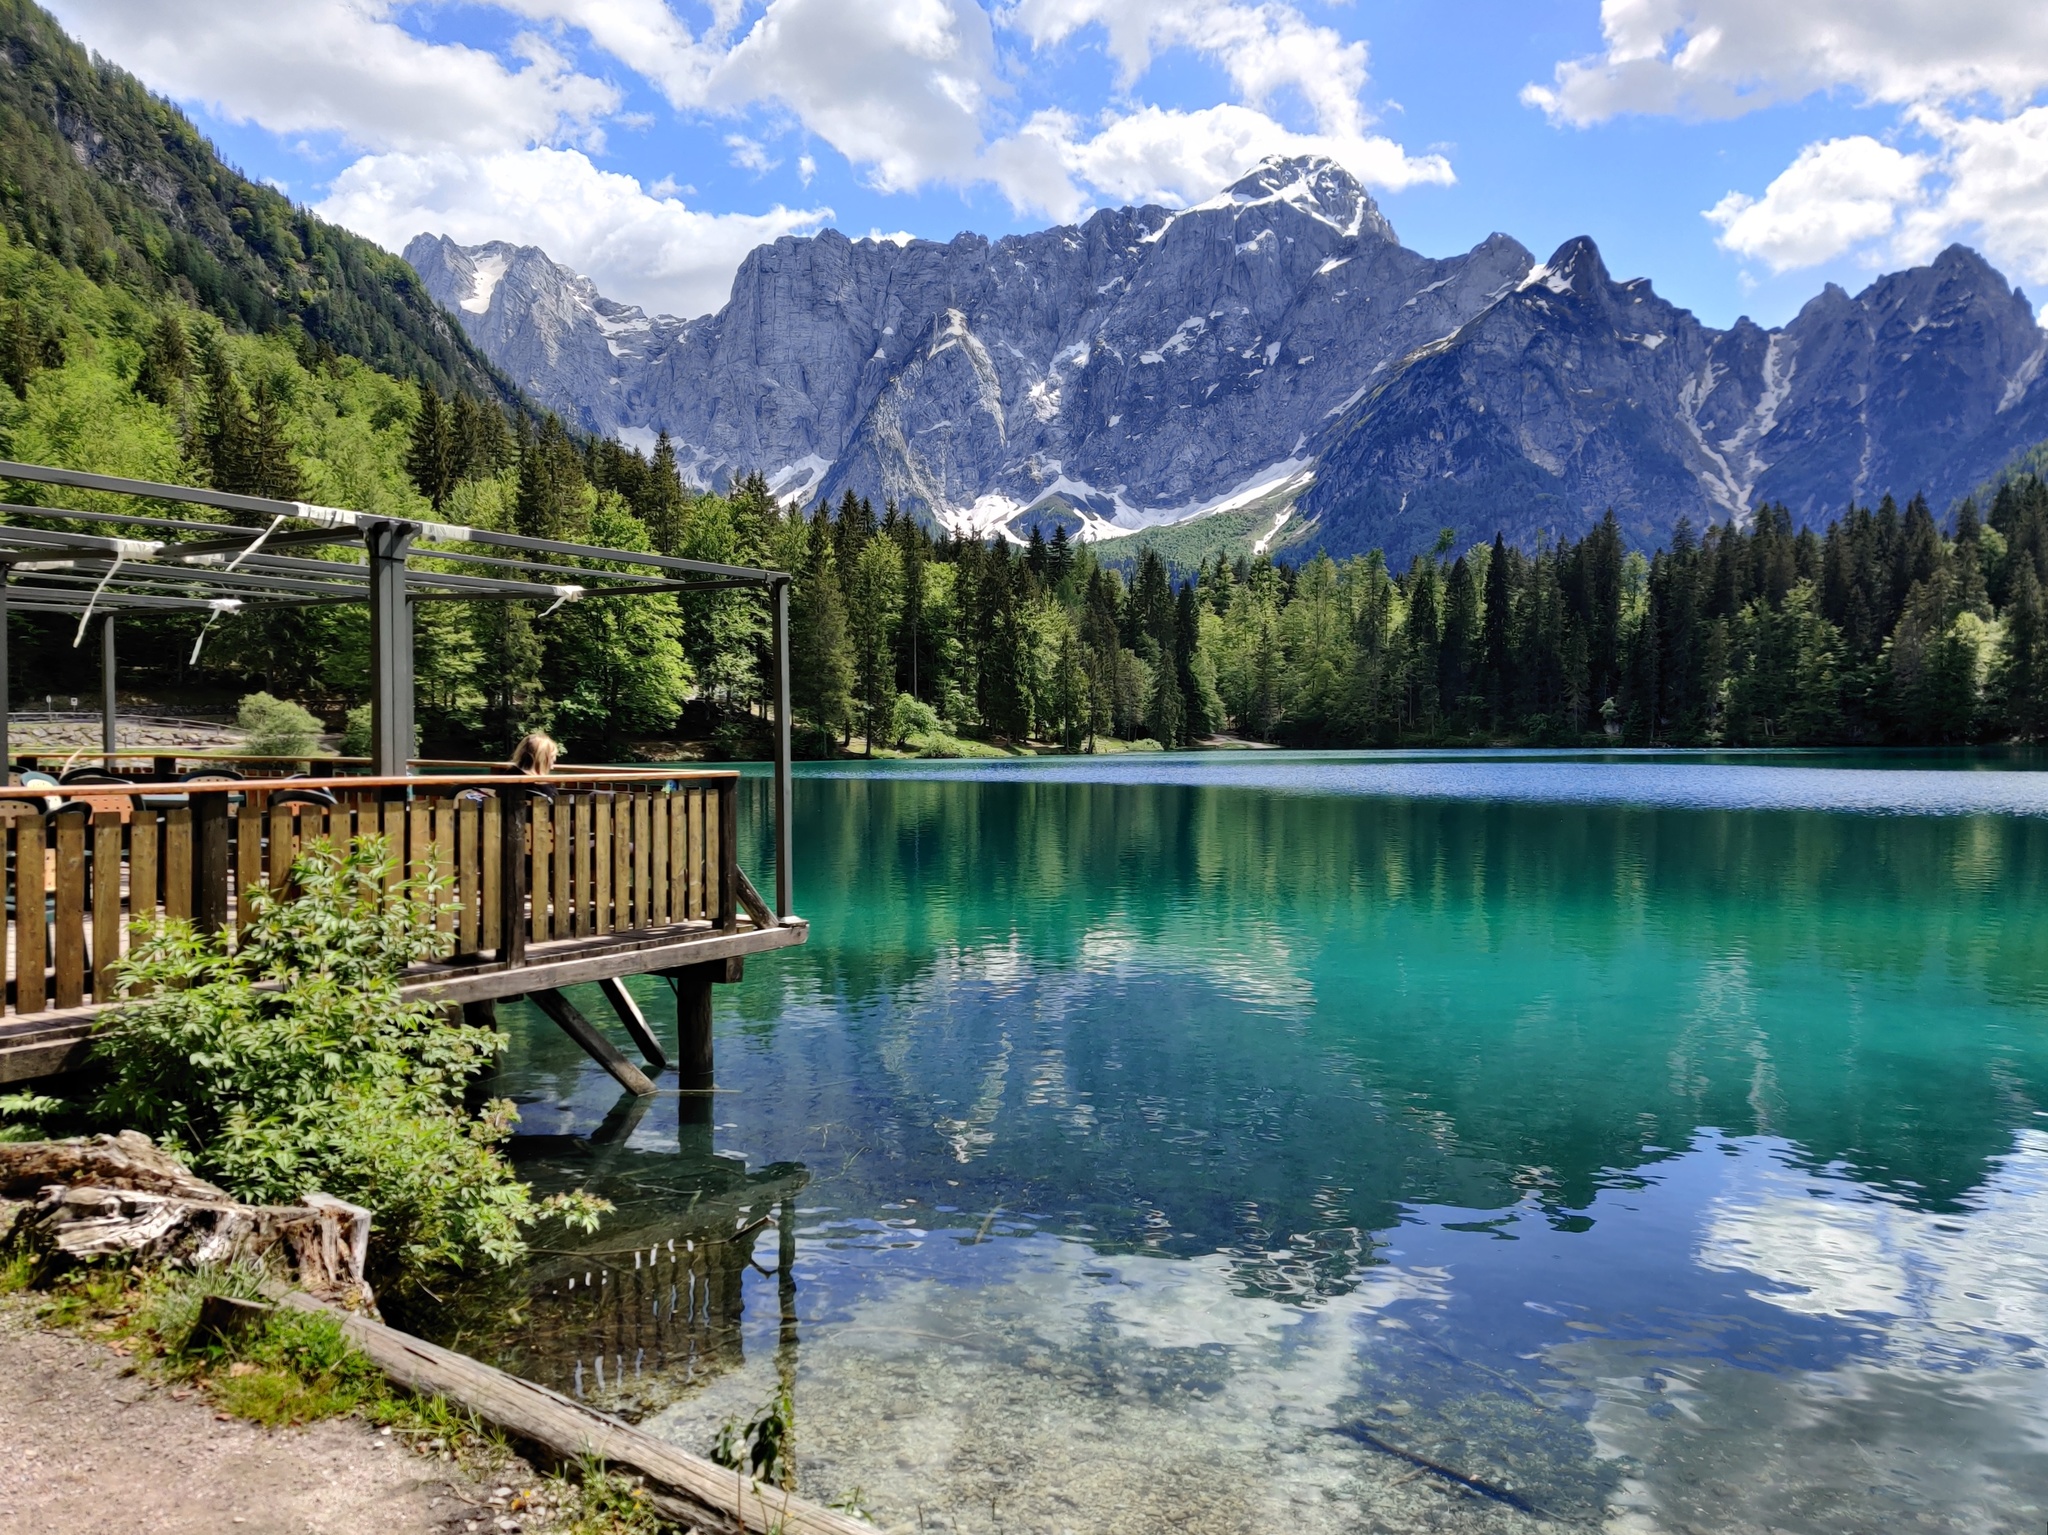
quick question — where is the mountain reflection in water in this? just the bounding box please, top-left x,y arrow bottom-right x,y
448,754 -> 2048,1535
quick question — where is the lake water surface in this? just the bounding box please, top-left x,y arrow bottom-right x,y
464,751 -> 2048,1534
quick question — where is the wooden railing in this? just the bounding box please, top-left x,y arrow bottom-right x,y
0,771 -> 746,1018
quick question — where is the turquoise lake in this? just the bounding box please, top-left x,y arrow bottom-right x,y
465,751 -> 2048,1534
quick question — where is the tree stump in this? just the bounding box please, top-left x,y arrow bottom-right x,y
0,1134 -> 376,1309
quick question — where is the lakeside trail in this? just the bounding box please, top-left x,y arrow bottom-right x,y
0,1295 -> 530,1535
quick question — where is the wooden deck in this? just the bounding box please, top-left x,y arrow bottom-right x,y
0,769 -> 805,1085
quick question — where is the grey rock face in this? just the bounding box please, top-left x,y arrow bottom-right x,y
407,156 -> 2048,560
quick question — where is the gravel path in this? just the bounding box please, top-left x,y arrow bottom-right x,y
0,1296 -> 528,1535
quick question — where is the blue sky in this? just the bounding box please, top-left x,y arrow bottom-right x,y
43,2 -> 2048,327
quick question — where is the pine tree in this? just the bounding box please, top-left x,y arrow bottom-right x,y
1481,532 -> 1512,724
845,536 -> 904,753
1048,524 -> 1074,586
406,387 -> 456,510
242,377 -> 303,501
1998,563 -> 2048,740
790,516 -> 854,750
194,338 -> 254,493
134,311 -> 192,408
641,432 -> 687,554
515,417 -> 589,542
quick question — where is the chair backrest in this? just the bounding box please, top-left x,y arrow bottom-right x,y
268,786 -> 339,810
58,771 -> 135,787
180,768 -> 244,783
18,770 -> 59,789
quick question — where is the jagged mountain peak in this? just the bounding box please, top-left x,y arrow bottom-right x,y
410,178 -> 2048,561
1191,153 -> 1396,243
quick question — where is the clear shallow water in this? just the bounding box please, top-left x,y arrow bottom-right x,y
457,751 -> 2048,1534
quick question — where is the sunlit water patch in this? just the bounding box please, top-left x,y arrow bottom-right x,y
444,752 -> 2048,1534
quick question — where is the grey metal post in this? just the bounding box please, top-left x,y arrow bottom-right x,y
0,566 -> 9,772
365,521 -> 416,777
100,614 -> 116,758
771,575 -> 793,920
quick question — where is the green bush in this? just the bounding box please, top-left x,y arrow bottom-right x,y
889,692 -> 940,746
341,702 -> 372,758
339,702 -> 420,760
236,691 -> 323,755
96,837 -> 606,1286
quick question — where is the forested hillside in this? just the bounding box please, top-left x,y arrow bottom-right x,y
0,0 -> 2040,758
0,0 -> 510,403
6,190 -> 2046,758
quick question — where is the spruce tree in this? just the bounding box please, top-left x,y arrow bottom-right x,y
641,431 -> 687,554
406,387 -> 455,510
790,515 -> 854,751
515,417 -> 589,542
134,311 -> 192,408
1481,532 -> 1512,723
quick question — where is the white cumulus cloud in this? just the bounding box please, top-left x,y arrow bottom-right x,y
989,102 -> 1450,223
44,0 -> 618,154
1528,2 -> 2048,297
316,147 -> 831,318
1524,0 -> 2048,125
1704,136 -> 1931,271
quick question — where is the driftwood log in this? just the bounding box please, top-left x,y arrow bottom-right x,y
0,1134 -> 374,1308
271,1285 -> 874,1535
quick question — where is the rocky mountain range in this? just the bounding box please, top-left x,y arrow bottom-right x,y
405,156 -> 2048,560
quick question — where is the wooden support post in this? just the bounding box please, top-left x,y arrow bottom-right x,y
461,998 -> 499,1114
666,957 -> 740,1091
100,614 -> 116,757
598,975 -> 667,1071
771,575 -> 793,921
529,988 -> 656,1097
499,788 -> 527,964
365,521 -> 416,777
192,789 -> 230,935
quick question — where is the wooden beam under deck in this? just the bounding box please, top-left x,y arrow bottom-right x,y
0,917 -> 806,1085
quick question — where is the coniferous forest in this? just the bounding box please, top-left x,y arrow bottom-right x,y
3,182 -> 2045,757
1,0 -> 2045,760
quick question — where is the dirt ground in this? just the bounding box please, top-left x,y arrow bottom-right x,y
0,1296 -> 538,1535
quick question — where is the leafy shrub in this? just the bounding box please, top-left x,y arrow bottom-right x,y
339,702 -> 421,760
96,838 -> 606,1286
889,692 -> 939,746
341,702 -> 372,757
0,1091 -> 61,1143
235,691 -> 323,755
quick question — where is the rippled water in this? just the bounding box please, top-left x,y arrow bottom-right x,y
456,750 -> 2048,1534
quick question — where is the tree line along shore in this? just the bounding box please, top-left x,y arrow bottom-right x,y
4,210 -> 2047,756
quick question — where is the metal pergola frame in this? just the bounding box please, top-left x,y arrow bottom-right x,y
0,460 -> 797,920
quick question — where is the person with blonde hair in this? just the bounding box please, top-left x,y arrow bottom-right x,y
509,730 -> 560,774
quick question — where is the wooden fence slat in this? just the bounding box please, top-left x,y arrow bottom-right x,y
433,804 -> 455,936
164,808 -> 191,925
53,813 -> 86,1009
481,798 -> 502,949
456,801 -> 481,955
91,813 -> 123,1002
717,781 -> 735,931
530,800 -> 551,942
382,800 -> 407,893
236,804 -> 263,938
593,794 -> 612,936
685,789 -> 703,921
574,795 -> 594,940
408,801 -> 432,891
668,790 -> 687,923
553,796 -> 573,938
632,794 -> 652,933
270,802 -> 294,893
130,809 -> 159,934
612,793 -> 632,931
651,791 -> 670,927
15,817 -> 44,1014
